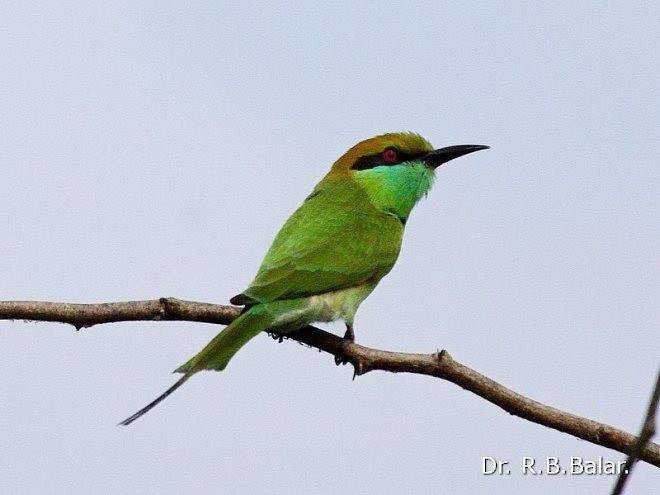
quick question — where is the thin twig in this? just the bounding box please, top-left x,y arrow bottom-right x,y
1,297 -> 659,468
611,369 -> 660,494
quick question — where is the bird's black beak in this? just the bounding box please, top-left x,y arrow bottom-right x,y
422,144 -> 489,169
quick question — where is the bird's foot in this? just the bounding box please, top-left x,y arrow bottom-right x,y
268,331 -> 285,343
334,324 -> 355,366
343,325 -> 355,342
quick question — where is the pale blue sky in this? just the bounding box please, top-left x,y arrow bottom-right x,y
1,2 -> 658,494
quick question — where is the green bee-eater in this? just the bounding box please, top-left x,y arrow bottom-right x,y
120,132 -> 488,424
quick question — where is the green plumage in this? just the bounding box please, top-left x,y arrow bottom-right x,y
237,179 -> 403,304
176,308 -> 275,373
120,132 -> 488,424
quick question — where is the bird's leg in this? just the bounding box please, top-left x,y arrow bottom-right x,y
343,323 -> 355,342
334,323 -> 354,366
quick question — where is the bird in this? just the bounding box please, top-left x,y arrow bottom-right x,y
120,132 -> 488,425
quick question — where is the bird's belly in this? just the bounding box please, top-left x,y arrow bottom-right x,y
270,285 -> 374,332
308,290 -> 349,322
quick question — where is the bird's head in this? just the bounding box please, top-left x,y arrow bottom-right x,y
325,132 -> 488,221
330,132 -> 488,175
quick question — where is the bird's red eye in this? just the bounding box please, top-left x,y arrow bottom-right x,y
382,148 -> 398,163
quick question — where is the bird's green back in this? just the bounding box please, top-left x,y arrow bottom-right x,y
234,178 -> 404,304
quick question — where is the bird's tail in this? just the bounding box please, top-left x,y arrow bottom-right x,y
174,309 -> 274,373
119,308 -> 274,425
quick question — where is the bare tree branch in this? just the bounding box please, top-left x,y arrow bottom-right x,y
611,369 -> 660,494
1,297 -> 659,468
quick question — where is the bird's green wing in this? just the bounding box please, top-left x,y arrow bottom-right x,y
232,184 -> 404,304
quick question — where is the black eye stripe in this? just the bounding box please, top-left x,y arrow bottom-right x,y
351,149 -> 424,171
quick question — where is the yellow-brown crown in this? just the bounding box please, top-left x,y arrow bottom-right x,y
328,132 -> 434,176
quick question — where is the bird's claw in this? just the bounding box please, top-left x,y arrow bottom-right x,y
334,324 -> 355,366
